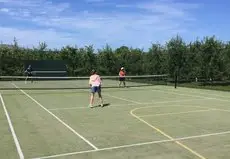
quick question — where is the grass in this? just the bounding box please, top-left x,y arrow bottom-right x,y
0,83 -> 230,159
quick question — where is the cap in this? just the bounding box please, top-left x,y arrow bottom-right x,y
121,67 -> 124,70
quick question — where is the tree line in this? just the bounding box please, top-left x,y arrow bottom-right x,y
1,35 -> 230,82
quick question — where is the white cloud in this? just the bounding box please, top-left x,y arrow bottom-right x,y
0,0 -> 70,17
0,0 -> 200,49
138,3 -> 185,17
116,0 -> 199,18
0,27 -> 79,48
0,8 -> 9,12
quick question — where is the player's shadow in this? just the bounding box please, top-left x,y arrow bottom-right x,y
91,103 -> 110,108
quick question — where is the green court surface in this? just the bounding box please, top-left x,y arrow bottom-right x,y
1,83 -> 230,159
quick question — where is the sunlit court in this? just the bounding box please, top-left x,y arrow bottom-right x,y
1,0 -> 230,158
1,77 -> 230,159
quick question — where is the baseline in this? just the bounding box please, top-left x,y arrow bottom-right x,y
32,130 -> 230,159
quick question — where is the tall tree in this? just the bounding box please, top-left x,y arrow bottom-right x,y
166,35 -> 187,79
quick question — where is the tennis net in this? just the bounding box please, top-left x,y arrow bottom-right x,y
0,74 -> 169,90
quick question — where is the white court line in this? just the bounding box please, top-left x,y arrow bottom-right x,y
0,94 -> 24,159
47,98 -> 211,111
32,88 -> 227,159
104,93 -> 141,104
103,93 -> 212,106
138,109 -> 216,117
130,109 -> 206,159
11,83 -> 98,150
161,85 -> 230,99
133,87 -> 214,100
131,86 -> 229,107
184,90 -> 230,99
48,103 -> 148,111
155,87 -> 230,102
49,106 -> 91,110
214,108 -> 230,113
32,130 -> 230,159
104,93 -> 206,159
155,88 -> 230,111
132,104 -> 210,112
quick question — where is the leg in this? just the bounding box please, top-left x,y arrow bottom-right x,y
25,75 -> 28,84
123,80 -> 126,87
89,86 -> 96,107
30,75 -> 33,83
26,74 -> 33,83
97,88 -> 103,107
119,78 -> 123,87
89,93 -> 95,107
119,79 -> 122,87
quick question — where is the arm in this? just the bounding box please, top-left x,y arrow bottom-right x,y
89,76 -> 92,87
24,68 -> 28,75
98,76 -> 102,85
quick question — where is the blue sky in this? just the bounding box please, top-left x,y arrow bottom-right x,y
0,0 -> 229,50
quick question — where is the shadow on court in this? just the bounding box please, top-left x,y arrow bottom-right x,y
91,103 -> 111,108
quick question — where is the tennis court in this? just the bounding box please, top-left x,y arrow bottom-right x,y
1,78 -> 230,159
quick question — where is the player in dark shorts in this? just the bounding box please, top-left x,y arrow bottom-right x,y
88,69 -> 103,108
24,65 -> 33,84
119,67 -> 126,87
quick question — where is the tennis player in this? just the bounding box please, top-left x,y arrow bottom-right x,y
89,69 -> 103,108
119,67 -> 126,87
24,65 -> 33,84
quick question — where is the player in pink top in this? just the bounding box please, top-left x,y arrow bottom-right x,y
88,69 -> 103,108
